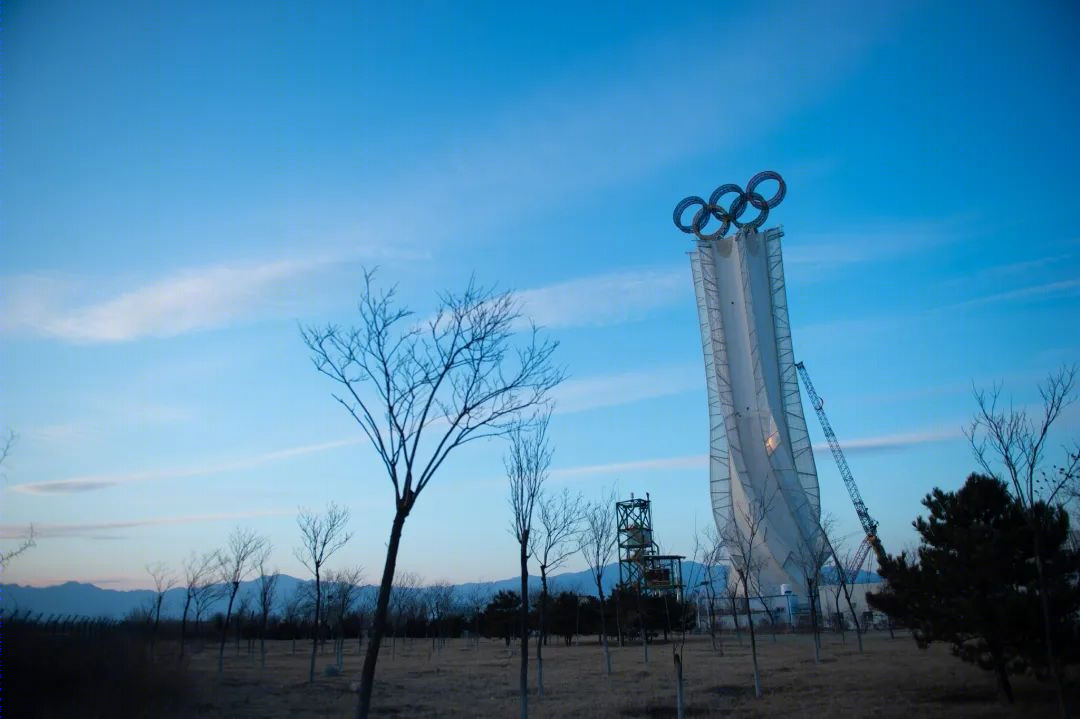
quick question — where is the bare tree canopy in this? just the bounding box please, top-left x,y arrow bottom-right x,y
295,504 -> 352,684
295,504 -> 353,577
303,271 -> 562,719
302,271 -> 563,517
216,527 -> 268,677
180,549 -> 219,657
966,365 -> 1078,508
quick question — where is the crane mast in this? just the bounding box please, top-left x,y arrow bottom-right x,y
795,361 -> 885,578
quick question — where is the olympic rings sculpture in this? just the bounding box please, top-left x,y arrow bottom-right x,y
673,171 -> 786,240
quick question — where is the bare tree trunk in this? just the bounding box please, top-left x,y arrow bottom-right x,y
357,507 -> 408,719
840,584 -> 863,653
833,592 -> 846,641
742,579 -> 761,698
729,595 -> 742,644
519,542 -> 529,719
537,571 -> 548,697
179,595 -> 192,658
309,572 -> 322,684
218,589 -> 238,678
597,588 -> 612,675
674,650 -> 684,719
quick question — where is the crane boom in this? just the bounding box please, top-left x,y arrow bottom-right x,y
795,361 -> 885,570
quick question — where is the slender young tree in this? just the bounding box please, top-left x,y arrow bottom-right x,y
792,515 -> 834,662
695,527 -> 724,654
255,546 -> 280,669
192,558 -> 222,646
216,527 -> 267,677
579,489 -> 617,675
327,566 -> 364,669
529,487 -> 581,695
506,413 -> 551,719
966,366 -> 1077,719
302,271 -> 562,719
295,503 -> 352,684
180,550 -> 218,657
146,562 -> 176,653
720,484 -> 776,698
828,534 -> 865,653
424,581 -> 455,653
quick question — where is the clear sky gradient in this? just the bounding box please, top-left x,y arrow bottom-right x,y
3,0 -> 1078,589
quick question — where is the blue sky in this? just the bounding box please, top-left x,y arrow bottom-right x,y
2,0 -> 1077,589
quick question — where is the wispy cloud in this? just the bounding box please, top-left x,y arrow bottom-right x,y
784,216 -> 977,275
945,279 -> 1080,310
552,364 -> 699,414
553,454 -> 707,478
517,269 -> 687,330
10,437 -> 363,495
3,257 -> 341,343
816,426 -> 963,455
551,426 -> 961,478
0,509 -> 291,539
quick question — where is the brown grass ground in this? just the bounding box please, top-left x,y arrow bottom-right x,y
179,630 -> 1078,718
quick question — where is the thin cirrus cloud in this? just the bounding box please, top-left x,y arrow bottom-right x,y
0,509 -> 292,540
552,363 -> 699,415
12,363 -> 700,495
516,269 -> 688,330
3,256 -> 341,344
944,278 -> 1080,311
551,426 -> 962,479
10,437 -> 364,495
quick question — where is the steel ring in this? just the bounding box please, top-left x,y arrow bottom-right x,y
745,171 -> 785,209
673,196 -> 707,233
692,205 -> 729,240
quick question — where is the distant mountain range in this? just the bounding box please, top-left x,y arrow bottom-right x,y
1,562 -> 878,620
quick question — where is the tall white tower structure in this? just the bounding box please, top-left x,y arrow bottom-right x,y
675,173 -> 822,598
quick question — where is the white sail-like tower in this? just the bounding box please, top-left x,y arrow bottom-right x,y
691,226 -> 821,597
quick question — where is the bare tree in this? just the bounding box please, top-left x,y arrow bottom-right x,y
692,526 -> 725,654
579,489 -> 617,675
792,516 -> 834,663
720,483 -> 776,698
0,431 -> 35,566
529,487 -> 581,695
192,559 -> 222,646
327,566 -> 364,669
425,581 -> 455,652
303,271 -> 562,719
295,503 -> 352,683
388,570 -> 423,657
180,550 -> 218,657
283,587 -> 306,654
966,366 -> 1078,718
216,527 -> 267,677
825,530 -> 865,653
146,562 -> 177,653
506,414 -> 551,719
255,546 -> 280,669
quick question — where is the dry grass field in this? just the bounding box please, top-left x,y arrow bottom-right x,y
175,630 -> 1078,718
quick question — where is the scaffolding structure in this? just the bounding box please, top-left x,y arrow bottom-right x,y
616,494 -> 684,602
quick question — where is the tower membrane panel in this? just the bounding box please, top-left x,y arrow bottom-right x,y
691,226 -> 821,596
